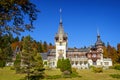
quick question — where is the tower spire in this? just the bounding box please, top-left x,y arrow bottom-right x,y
97,27 -> 100,36
95,28 -> 103,47
60,8 -> 62,23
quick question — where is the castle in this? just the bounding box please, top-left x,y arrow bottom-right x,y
41,10 -> 112,69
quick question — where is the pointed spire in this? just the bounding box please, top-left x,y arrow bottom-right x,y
60,8 -> 62,23
97,27 -> 100,37
95,28 -> 103,46
58,8 -> 64,34
55,8 -> 67,41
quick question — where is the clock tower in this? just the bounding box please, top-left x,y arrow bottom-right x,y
55,9 -> 68,67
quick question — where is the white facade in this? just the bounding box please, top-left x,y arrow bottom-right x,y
55,42 -> 67,67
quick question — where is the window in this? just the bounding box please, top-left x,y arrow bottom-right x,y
104,62 -> 109,65
93,61 -> 96,65
60,42 -> 62,45
92,54 -> 96,58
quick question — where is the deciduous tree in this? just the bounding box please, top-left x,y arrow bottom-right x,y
0,0 -> 39,35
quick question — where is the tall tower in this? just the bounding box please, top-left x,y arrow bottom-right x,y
55,9 -> 68,67
95,30 -> 104,65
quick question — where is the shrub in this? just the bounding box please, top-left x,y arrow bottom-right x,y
0,60 -> 6,68
93,67 -> 103,73
110,74 -> 120,79
57,58 -> 72,73
114,64 -> 120,70
89,66 -> 95,69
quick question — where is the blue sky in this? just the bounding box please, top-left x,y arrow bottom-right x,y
21,0 -> 120,48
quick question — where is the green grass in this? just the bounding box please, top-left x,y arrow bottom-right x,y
0,67 -> 25,80
44,69 -> 120,80
1,67 -> 120,80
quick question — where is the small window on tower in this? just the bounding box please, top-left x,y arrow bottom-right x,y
60,42 -> 62,45
63,37 -> 66,41
56,37 -> 58,41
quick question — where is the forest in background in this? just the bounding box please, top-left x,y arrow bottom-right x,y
0,34 -> 120,64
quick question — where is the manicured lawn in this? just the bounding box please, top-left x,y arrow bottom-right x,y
44,69 -> 120,80
0,67 -> 120,80
0,67 -> 25,80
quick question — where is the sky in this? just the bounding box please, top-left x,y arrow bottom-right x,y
20,0 -> 120,48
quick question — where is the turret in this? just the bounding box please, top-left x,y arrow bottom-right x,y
95,30 -> 103,49
55,9 -> 68,67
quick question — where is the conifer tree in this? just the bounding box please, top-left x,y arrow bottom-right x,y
14,54 -> 21,73
57,58 -> 71,73
20,35 -> 44,80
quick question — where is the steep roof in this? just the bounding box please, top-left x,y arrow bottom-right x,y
55,9 -> 67,38
40,53 -> 47,60
95,33 -> 103,46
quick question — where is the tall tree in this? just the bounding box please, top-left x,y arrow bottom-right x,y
14,53 -> 21,73
21,35 -> 33,80
103,46 -> 108,58
30,52 -> 45,79
43,41 -> 48,52
117,43 -> 120,63
37,42 -> 43,53
14,36 -> 19,42
0,34 -> 13,65
0,0 -> 39,35
107,44 -> 117,63
21,35 -> 44,80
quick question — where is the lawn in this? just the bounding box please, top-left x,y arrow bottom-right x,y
0,67 -> 120,80
0,67 -> 25,80
44,68 -> 120,80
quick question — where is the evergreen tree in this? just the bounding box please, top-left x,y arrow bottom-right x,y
30,53 -> 45,79
21,35 -> 33,80
37,42 -> 43,53
14,54 -> 21,73
57,58 -> 72,73
0,34 -> 13,67
43,41 -> 48,52
117,43 -> 120,63
20,35 -> 44,80
0,48 -> 6,68
14,36 -> 19,42
57,59 -> 62,68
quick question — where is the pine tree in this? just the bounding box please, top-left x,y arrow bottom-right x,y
20,35 -> 44,80
30,53 -> 45,79
14,54 -> 21,73
43,41 -> 48,52
37,42 -> 43,53
21,35 -> 33,80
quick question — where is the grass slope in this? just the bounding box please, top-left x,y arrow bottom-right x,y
0,67 -> 25,80
44,69 -> 120,80
0,67 -> 120,80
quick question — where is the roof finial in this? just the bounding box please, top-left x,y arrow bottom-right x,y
97,27 -> 100,36
60,8 -> 62,23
